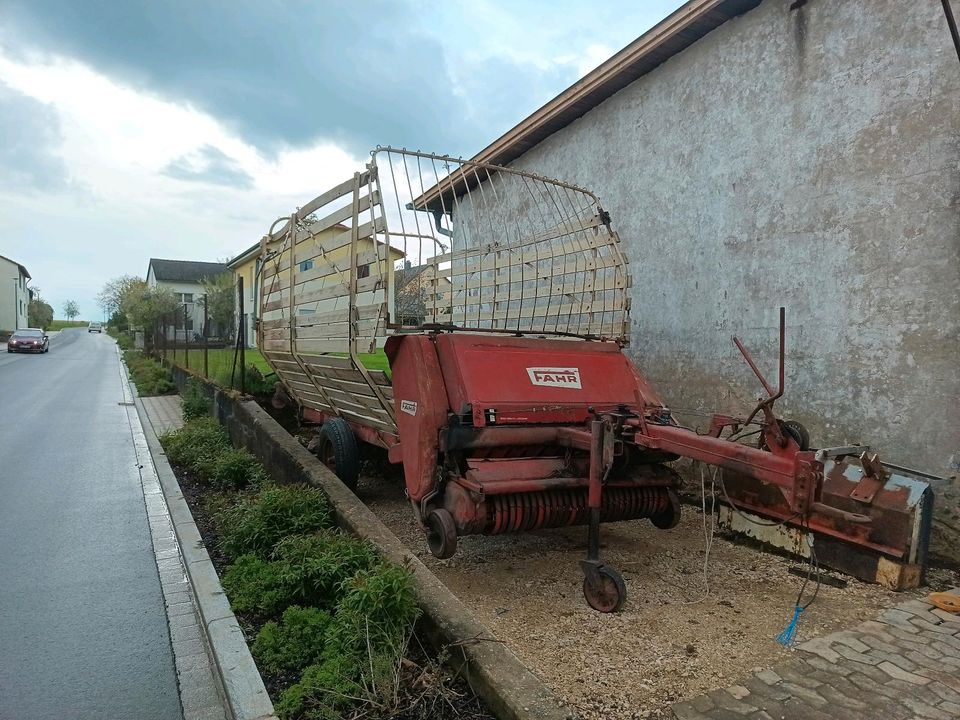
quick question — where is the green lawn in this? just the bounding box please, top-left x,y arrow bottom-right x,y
165,346 -> 391,381
48,320 -> 90,330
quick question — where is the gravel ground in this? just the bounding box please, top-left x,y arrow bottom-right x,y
356,466 -> 929,720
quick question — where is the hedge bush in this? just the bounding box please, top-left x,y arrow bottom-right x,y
216,485 -> 332,560
181,378 -> 210,421
221,555 -> 297,619
251,605 -> 332,676
160,418 -> 264,490
124,351 -> 175,395
164,420 -> 422,719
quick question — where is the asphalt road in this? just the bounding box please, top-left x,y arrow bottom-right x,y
0,329 -> 182,720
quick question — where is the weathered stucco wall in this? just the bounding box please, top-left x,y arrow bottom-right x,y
504,0 -> 959,491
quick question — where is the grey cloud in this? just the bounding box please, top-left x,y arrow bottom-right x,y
0,82 -> 69,192
162,145 -> 253,188
0,0 -> 487,156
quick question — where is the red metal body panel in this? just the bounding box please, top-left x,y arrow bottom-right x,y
384,335 -> 450,502
434,334 -> 664,426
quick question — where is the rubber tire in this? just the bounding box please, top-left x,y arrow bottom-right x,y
650,488 -> 682,529
583,566 -> 627,613
318,418 -> 360,492
426,508 -> 458,559
782,420 -> 810,451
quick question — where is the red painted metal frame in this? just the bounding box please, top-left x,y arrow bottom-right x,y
295,317 -> 923,570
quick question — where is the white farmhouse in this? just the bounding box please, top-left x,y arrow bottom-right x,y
0,254 -> 31,333
146,258 -> 230,340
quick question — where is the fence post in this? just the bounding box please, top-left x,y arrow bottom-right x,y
183,303 -> 189,370
203,294 -> 209,379
161,317 -> 167,363
238,276 -> 246,394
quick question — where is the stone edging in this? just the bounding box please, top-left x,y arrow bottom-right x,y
171,365 -> 572,720
134,394 -> 278,720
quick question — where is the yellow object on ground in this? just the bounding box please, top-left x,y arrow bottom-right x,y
928,592 -> 960,613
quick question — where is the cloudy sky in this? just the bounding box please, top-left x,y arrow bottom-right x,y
0,0 -> 684,319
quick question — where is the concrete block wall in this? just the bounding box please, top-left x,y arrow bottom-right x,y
500,0 -> 960,551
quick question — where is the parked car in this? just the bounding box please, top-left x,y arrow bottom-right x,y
7,328 -> 49,353
88,322 -> 103,333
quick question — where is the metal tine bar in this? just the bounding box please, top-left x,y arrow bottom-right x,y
366,160 -> 388,333
530,175 -> 574,335
558,185 -> 596,336
549,181 -> 589,337
432,157 -> 468,326
428,156 -> 459,324
411,154 -> 439,324
386,151 -> 409,281
452,160 -> 486,329
517,173 -> 553,335
565,188 -> 596,336
499,167 -> 535,332
482,163 -> 520,332
468,164 -> 506,329
487,169 -> 526,331
399,152 -> 428,323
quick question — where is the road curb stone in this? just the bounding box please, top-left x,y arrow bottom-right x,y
134,393 -> 277,720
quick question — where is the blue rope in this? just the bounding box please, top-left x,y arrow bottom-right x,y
776,605 -> 804,647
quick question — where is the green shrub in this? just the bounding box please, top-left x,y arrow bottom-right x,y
324,563 -> 419,662
273,532 -> 380,611
252,605 -> 332,676
159,417 -> 230,471
124,350 -> 176,396
216,485 -> 332,560
275,655 -> 369,720
221,555 -> 297,619
181,378 -> 210,421
210,363 -> 275,396
210,448 -> 268,490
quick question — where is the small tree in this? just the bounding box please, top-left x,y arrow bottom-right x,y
120,281 -> 178,330
108,309 -> 129,332
28,298 -> 54,329
97,275 -> 142,316
201,272 -> 236,338
63,300 -> 80,320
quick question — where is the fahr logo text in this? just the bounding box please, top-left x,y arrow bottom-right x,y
526,367 -> 582,389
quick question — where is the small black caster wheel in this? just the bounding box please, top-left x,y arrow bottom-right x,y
582,565 -> 627,613
758,419 -> 810,452
315,418 -> 360,492
426,508 -> 457,559
650,488 -> 682,529
782,420 -> 810,450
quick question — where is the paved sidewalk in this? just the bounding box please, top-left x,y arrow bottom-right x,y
673,589 -> 960,720
142,394 -> 185,435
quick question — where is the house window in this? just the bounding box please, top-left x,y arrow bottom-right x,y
356,264 -> 370,279
299,260 -> 314,272
178,293 -> 193,304
298,308 -> 316,316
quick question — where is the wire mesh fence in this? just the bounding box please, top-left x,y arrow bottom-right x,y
146,280 -> 274,394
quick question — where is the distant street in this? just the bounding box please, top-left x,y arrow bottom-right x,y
0,329 -> 181,720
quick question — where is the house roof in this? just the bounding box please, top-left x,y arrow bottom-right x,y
227,242 -> 260,269
0,254 -> 30,280
148,258 -> 230,283
227,226 -> 406,269
415,0 -> 761,209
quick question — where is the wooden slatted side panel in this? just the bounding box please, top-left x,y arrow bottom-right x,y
257,168 -> 398,434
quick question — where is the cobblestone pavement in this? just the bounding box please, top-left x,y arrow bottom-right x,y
673,588 -> 960,719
